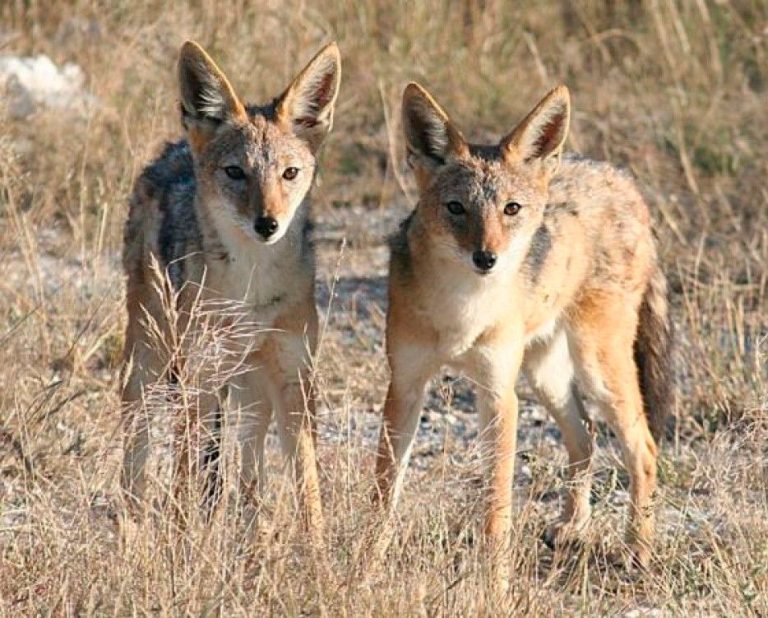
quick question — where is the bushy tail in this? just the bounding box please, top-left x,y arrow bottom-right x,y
634,263 -> 676,443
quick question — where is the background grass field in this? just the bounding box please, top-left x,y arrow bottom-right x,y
1,0 -> 767,614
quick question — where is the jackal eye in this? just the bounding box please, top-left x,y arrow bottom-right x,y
445,201 -> 466,215
224,166 -> 246,180
504,202 -> 522,216
282,167 -> 299,181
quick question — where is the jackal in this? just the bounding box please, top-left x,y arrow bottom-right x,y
121,40 -> 341,534
374,83 -> 674,567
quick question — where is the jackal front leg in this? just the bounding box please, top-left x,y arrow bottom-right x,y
374,342 -> 436,511
263,329 -> 323,542
230,359 -> 273,526
467,338 -> 524,589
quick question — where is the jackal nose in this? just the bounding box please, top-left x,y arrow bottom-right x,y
472,250 -> 497,272
254,216 -> 279,239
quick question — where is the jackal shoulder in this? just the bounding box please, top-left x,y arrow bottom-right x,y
390,153 -> 651,285
550,154 -> 648,220
123,140 -> 204,292
545,154 -> 654,286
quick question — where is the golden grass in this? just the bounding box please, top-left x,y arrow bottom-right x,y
1,0 -> 767,614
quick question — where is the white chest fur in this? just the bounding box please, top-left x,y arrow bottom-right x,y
415,267 -> 514,360
204,204 -> 306,325
226,241 -> 290,313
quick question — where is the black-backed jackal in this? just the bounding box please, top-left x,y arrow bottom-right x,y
375,83 -> 674,571
121,40 -> 341,536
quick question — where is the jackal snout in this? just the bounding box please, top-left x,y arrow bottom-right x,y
472,249 -> 497,272
254,214 -> 279,240
246,173 -> 299,243
468,209 -> 510,273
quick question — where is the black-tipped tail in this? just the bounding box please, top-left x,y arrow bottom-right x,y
634,264 -> 676,442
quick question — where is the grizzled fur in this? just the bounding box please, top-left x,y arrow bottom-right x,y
376,83 -> 675,577
121,41 -> 341,539
389,150 -> 673,441
123,141 -> 200,292
123,137 -> 314,296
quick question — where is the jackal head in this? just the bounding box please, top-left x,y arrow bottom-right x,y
178,41 -> 341,244
402,83 -> 570,275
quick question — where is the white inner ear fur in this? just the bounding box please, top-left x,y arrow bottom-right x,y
180,57 -> 236,122
287,56 -> 339,129
195,74 -> 229,119
517,100 -> 569,162
405,98 -> 450,161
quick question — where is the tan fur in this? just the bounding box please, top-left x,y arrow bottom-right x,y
121,41 -> 341,542
375,83 -> 674,575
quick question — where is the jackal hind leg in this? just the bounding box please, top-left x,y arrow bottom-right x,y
172,381 -> 223,523
121,337 -> 167,511
569,301 -> 658,567
200,395 -> 225,515
523,328 -> 594,548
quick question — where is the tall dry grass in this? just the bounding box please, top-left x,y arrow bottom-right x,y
1,0 -> 767,614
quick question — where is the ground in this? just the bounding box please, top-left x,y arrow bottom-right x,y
1,2 -> 767,615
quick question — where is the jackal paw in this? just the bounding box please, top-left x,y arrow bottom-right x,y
600,542 -> 652,576
541,517 -> 589,551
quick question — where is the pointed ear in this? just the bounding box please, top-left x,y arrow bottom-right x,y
501,85 -> 570,174
402,83 -> 468,177
178,41 -> 247,146
275,42 -> 341,152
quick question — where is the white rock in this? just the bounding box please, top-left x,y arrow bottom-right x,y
0,54 -> 97,118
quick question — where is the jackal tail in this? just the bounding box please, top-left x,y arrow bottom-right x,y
634,262 -> 675,443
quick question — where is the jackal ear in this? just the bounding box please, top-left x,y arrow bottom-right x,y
178,41 -> 247,140
276,42 -> 341,152
501,85 -> 570,174
402,83 -> 468,175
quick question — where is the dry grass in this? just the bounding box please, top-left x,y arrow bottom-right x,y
1,0 -> 767,614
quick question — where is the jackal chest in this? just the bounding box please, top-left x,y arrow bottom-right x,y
204,238 -> 309,325
414,275 -> 513,361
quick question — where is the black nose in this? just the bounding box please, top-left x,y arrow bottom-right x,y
472,250 -> 497,272
254,216 -> 279,239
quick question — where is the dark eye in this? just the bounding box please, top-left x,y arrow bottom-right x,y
224,166 -> 246,180
446,201 -> 466,215
504,202 -> 522,216
282,167 -> 299,181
